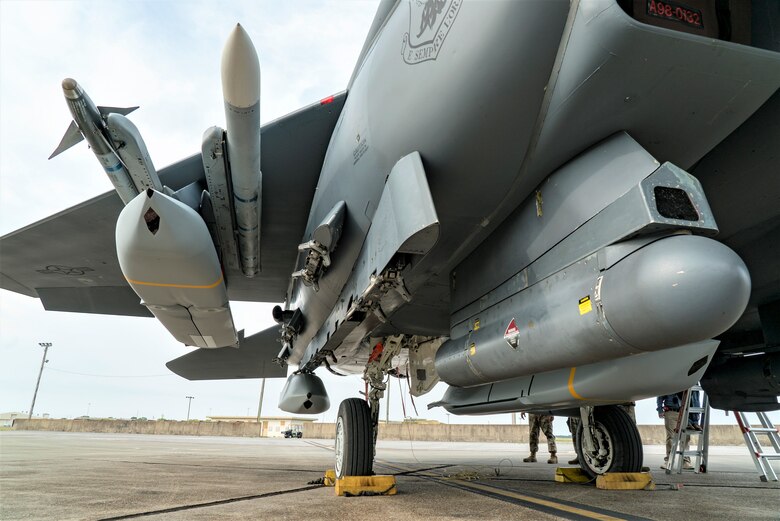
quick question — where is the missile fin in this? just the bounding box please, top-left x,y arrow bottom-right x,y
48,120 -> 84,159
97,105 -> 139,117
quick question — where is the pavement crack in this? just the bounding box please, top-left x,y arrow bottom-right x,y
380,463 -> 455,476
96,485 -> 323,520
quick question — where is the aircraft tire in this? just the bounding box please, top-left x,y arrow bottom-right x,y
575,405 -> 643,478
334,398 -> 373,478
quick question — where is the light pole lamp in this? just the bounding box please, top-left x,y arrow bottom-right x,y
185,396 -> 194,421
29,342 -> 52,420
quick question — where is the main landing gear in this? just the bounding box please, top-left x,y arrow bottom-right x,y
334,336 -> 404,479
575,405 -> 643,478
335,398 -> 373,478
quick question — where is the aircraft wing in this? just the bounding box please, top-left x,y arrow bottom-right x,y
166,326 -> 287,380
0,93 -> 347,314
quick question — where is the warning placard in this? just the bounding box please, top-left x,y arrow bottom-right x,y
504,318 -> 520,348
579,296 -> 593,315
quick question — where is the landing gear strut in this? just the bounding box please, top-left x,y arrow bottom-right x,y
334,336 -> 404,478
575,405 -> 643,478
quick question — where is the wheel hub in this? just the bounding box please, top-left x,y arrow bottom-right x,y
334,417 -> 345,477
582,422 -> 614,474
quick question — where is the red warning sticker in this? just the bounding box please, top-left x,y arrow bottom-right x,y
504,318 -> 520,348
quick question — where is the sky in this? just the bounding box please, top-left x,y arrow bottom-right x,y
0,0 -> 776,433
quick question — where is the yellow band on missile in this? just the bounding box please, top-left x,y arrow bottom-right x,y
568,367 -> 585,400
126,275 -> 224,289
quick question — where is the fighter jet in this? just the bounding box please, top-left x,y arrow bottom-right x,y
2,1 -> 779,479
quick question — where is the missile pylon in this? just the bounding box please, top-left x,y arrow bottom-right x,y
221,23 -> 262,278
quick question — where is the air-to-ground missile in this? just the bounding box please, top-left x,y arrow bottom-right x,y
50,78 -> 161,203
116,189 -> 238,348
435,234 -> 751,388
434,134 -> 752,389
221,24 -> 262,278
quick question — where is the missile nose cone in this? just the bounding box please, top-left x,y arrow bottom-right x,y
221,23 -> 260,108
62,78 -> 81,99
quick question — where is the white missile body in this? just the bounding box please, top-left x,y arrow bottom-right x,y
221,24 -> 262,277
116,189 -> 238,348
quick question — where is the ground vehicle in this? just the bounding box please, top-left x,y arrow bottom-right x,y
283,428 -> 302,439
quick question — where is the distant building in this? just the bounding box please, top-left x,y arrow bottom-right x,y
402,418 -> 441,425
1,412 -> 49,427
206,416 -> 316,437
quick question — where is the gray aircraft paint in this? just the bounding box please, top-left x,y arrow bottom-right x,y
284,0 -> 780,378
104,113 -> 162,194
288,1 -> 572,366
116,189 -> 238,349
4,1 -> 780,412
432,340 -> 718,414
200,126 -> 241,272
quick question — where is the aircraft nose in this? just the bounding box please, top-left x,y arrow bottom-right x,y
600,234 -> 751,351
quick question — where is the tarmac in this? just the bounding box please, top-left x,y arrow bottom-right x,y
1,431 -> 778,520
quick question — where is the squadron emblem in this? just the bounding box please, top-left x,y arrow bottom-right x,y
402,0 -> 462,65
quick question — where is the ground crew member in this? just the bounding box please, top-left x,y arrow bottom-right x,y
521,412 -> 557,464
567,416 -> 580,465
657,393 -> 692,470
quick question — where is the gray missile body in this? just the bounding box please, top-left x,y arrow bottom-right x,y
55,78 -> 138,204
116,189 -> 238,348
221,24 -> 262,278
52,79 -> 161,203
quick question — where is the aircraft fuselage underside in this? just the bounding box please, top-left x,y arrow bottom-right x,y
280,0 -> 778,415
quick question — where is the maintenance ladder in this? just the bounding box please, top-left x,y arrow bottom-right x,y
667,385 -> 709,475
734,411 -> 780,482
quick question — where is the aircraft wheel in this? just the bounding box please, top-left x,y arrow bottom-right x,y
334,398 -> 373,478
575,405 -> 643,478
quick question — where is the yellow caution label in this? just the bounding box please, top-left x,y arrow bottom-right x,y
469,343 -> 476,356
578,295 -> 592,315
473,318 -> 480,331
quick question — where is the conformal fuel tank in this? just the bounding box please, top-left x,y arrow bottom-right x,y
116,189 -> 238,348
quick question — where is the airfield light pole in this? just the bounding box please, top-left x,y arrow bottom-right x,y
256,378 -> 266,422
28,342 -> 52,420
185,396 -> 194,421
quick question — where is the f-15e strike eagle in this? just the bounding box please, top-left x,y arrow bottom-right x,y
2,0 -> 779,479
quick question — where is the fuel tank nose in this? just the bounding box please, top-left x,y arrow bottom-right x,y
600,234 -> 750,351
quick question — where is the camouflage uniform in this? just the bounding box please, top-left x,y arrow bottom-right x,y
567,416 -> 580,465
528,414 -> 557,454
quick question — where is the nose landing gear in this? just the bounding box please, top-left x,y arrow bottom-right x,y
334,336 -> 405,479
